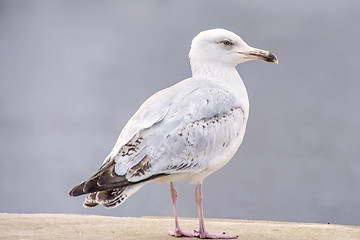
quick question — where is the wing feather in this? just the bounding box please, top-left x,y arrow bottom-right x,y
109,79 -> 246,182
70,77 -> 247,197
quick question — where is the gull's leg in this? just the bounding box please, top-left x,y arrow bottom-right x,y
168,182 -> 196,237
195,183 -> 238,239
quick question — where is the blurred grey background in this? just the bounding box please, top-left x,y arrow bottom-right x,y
1,0 -> 359,226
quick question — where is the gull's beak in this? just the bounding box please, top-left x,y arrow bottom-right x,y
240,47 -> 278,64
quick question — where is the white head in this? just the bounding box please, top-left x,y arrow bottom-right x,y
189,28 -> 278,74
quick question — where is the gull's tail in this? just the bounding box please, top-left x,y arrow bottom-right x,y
69,157 -> 167,208
83,183 -> 145,208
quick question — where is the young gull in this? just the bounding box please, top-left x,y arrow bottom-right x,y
69,28 -> 278,239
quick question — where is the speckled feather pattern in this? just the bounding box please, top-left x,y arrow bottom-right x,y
80,74 -> 249,207
70,29 -> 278,239
110,77 -> 249,184
69,29 -> 277,210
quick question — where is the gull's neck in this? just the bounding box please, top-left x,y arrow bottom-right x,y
191,63 -> 249,110
191,63 -> 241,86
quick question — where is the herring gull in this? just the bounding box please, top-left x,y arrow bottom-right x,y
69,28 -> 278,239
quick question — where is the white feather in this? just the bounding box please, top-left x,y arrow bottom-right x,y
107,29 -> 252,184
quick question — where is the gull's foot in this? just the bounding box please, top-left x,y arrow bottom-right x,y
197,231 -> 238,239
169,228 -> 197,237
169,229 -> 238,239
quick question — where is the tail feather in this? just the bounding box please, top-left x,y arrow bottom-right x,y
69,157 -> 168,197
84,183 -> 145,208
83,192 -> 99,208
69,156 -> 168,209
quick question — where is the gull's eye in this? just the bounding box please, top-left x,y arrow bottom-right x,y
220,39 -> 234,46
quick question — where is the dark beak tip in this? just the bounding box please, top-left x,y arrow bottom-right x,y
267,52 -> 278,64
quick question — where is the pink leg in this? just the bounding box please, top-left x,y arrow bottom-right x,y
195,183 -> 238,239
168,182 -> 197,237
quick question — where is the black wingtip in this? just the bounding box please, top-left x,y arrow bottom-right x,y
69,182 -> 87,197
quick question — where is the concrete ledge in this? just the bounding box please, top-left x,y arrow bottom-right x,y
1,213 -> 359,240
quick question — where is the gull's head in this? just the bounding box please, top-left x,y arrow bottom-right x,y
189,28 -> 278,72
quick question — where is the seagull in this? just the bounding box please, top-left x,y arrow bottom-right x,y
69,28 -> 278,239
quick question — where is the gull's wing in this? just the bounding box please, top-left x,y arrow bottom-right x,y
69,77 -> 246,196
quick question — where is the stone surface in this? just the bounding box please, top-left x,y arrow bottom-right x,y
1,213 -> 359,240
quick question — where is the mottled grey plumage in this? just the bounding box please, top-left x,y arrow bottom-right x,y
69,77 -> 248,207
69,29 -> 277,238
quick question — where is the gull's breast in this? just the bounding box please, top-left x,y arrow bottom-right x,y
151,105 -> 248,184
